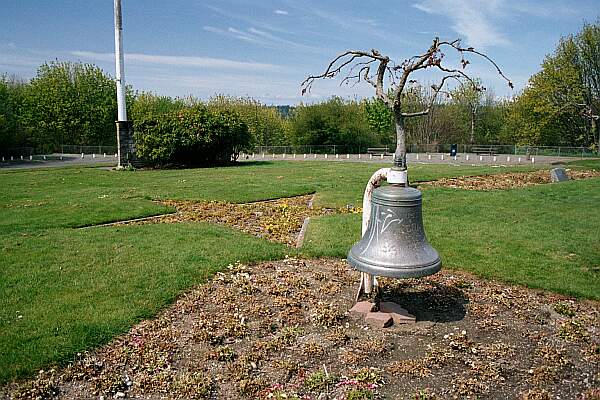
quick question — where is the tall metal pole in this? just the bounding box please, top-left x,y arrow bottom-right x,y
114,0 -> 134,168
114,0 -> 127,121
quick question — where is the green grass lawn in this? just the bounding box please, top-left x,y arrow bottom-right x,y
1,160 -> 598,383
302,179 -> 600,299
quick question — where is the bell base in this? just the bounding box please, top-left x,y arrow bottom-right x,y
347,252 -> 441,279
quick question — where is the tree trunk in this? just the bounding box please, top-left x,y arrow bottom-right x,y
393,107 -> 407,169
593,117 -> 599,155
470,109 -> 475,144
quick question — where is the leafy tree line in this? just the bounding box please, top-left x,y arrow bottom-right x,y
1,62 -> 121,155
1,21 -> 598,158
503,21 -> 599,149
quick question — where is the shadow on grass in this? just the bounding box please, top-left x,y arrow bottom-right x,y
233,160 -> 276,167
380,282 -> 468,323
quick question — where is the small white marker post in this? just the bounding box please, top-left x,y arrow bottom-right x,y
114,153 -> 117,158
1,156 -> 4,162
10,156 -> 13,161
325,154 -> 328,159
293,153 -> 296,159
518,157 -> 522,163
60,155 -> 63,160
81,153 -> 84,158
346,154 -> 350,159
29,155 -> 33,161
314,154 -> 317,159
493,156 -> 497,162
428,154 -> 431,160
466,155 -> 469,161
358,153 -> 361,159
380,154 -> 384,159
20,155 -> 23,160
93,153 -> 96,158
43,155 -> 46,160
303,154 -> 306,159
531,157 -> 535,163
252,153 -> 255,159
335,154 -> 339,159
441,154 -> 444,161
479,155 -> 483,161
416,154 -> 419,160
272,153 -> 275,159
507,156 -> 510,162
369,154 -> 372,159
453,155 -> 457,161
262,153 -> 265,158
282,153 -> 286,158
103,153 -> 106,158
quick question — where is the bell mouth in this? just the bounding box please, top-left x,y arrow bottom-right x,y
347,251 -> 441,279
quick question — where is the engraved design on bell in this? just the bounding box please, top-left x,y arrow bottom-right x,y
360,205 -> 404,256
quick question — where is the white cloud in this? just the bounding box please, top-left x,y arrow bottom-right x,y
131,71 -> 308,104
274,9 -> 289,15
203,25 -> 328,55
204,5 -> 291,35
413,0 -> 510,47
70,51 -> 279,71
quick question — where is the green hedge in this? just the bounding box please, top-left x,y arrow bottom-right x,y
133,105 -> 251,167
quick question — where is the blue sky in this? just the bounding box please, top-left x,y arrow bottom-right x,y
1,0 -> 598,105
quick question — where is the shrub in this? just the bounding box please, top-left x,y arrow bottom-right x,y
207,95 -> 290,147
133,104 -> 251,167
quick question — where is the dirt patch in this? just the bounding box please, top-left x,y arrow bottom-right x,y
108,195 -> 359,246
419,169 -> 600,191
5,258 -> 598,399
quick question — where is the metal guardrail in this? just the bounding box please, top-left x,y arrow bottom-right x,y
408,144 -> 597,157
1,143 -> 596,164
255,145 -> 354,154
61,145 -> 117,155
253,144 -> 598,157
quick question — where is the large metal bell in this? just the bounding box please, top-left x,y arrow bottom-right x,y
347,185 -> 441,279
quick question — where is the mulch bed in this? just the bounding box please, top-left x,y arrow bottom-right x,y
111,195 -> 357,246
418,169 -> 600,191
4,258 -> 598,399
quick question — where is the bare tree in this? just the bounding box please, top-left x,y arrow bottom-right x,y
301,37 -> 512,171
451,80 -> 484,144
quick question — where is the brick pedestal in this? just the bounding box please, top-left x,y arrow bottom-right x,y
116,120 -> 141,168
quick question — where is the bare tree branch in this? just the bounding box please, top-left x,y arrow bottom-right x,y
402,74 -> 460,117
301,37 -> 511,170
300,50 -> 387,95
443,41 -> 514,88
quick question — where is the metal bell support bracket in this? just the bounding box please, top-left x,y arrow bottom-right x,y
356,167 -> 408,298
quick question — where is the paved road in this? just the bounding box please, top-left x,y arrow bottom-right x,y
0,154 -> 118,170
1,152 -> 595,170
240,152 -> 593,166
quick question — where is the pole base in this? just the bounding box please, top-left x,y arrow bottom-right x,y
116,121 -> 142,168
